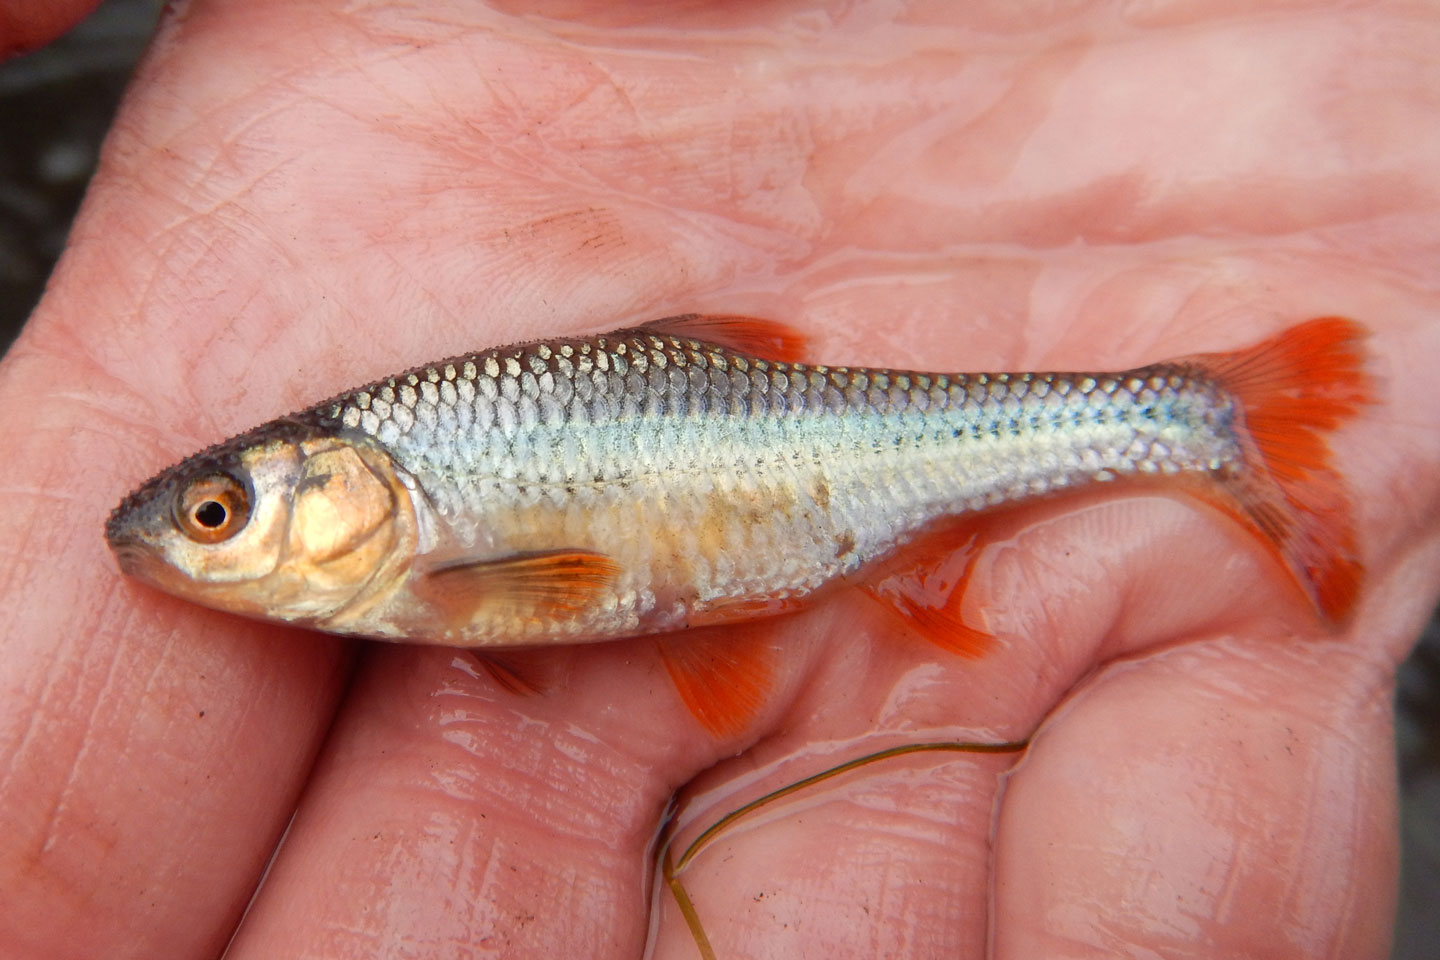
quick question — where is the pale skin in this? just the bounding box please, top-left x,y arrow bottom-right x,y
1,1 -> 1437,957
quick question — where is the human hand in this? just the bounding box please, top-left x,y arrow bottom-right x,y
2,2 -> 1436,957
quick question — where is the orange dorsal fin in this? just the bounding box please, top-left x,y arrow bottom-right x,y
857,524 -> 998,659
640,314 -> 809,363
417,549 -> 620,630
1183,318 -> 1374,621
658,629 -> 778,738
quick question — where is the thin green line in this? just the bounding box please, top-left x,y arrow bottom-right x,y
663,843 -> 718,960
673,738 -> 1029,874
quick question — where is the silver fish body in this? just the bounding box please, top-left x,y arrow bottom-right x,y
302,323 -> 1235,641
106,315 -> 1367,650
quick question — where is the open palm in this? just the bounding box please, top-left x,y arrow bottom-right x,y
3,2 -> 1437,958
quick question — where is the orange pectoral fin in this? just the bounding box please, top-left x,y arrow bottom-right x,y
658,629 -> 779,738
857,524 -> 998,659
417,549 -> 621,632
640,314 -> 809,363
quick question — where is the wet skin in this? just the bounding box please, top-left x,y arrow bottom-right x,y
2,1 -> 1438,958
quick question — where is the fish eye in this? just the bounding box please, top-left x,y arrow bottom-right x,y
174,474 -> 251,544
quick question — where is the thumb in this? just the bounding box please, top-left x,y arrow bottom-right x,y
1,0 -> 104,59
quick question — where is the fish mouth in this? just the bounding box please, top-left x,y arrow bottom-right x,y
108,537 -> 158,579
106,537 -> 218,603
104,517 -> 170,583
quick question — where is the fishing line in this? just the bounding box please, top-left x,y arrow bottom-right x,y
660,737 -> 1030,958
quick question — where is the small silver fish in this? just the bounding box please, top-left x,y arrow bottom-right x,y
106,314 -> 1370,731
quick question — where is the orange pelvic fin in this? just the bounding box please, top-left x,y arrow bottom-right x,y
658,629 -> 778,738
1186,317 -> 1374,622
418,549 -> 620,627
640,314 -> 809,363
472,653 -> 541,696
858,525 -> 998,659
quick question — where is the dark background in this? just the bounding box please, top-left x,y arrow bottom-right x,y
1,1 -> 1435,953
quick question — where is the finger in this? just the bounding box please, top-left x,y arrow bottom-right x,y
0,392 -> 350,958
221,641 -> 781,959
0,0 -> 101,57
643,494 -> 1315,958
0,4 -> 372,955
652,728 -> 1019,959
992,637 -> 1398,960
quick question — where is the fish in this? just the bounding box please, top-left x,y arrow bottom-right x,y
106,314 -> 1372,734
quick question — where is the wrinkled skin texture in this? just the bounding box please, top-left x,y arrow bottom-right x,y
1,1 -> 1438,958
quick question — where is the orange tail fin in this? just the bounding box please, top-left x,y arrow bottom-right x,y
1186,318 -> 1373,622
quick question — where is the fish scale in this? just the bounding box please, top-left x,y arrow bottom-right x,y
291,327 -> 1241,643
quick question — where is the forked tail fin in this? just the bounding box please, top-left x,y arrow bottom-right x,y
1185,318 -> 1374,622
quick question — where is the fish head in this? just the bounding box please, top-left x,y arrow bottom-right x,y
106,424 -> 417,627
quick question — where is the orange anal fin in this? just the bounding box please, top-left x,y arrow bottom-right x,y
417,549 -> 620,630
658,629 -> 778,738
1182,317 -> 1374,622
639,314 -> 809,363
858,526 -> 997,659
